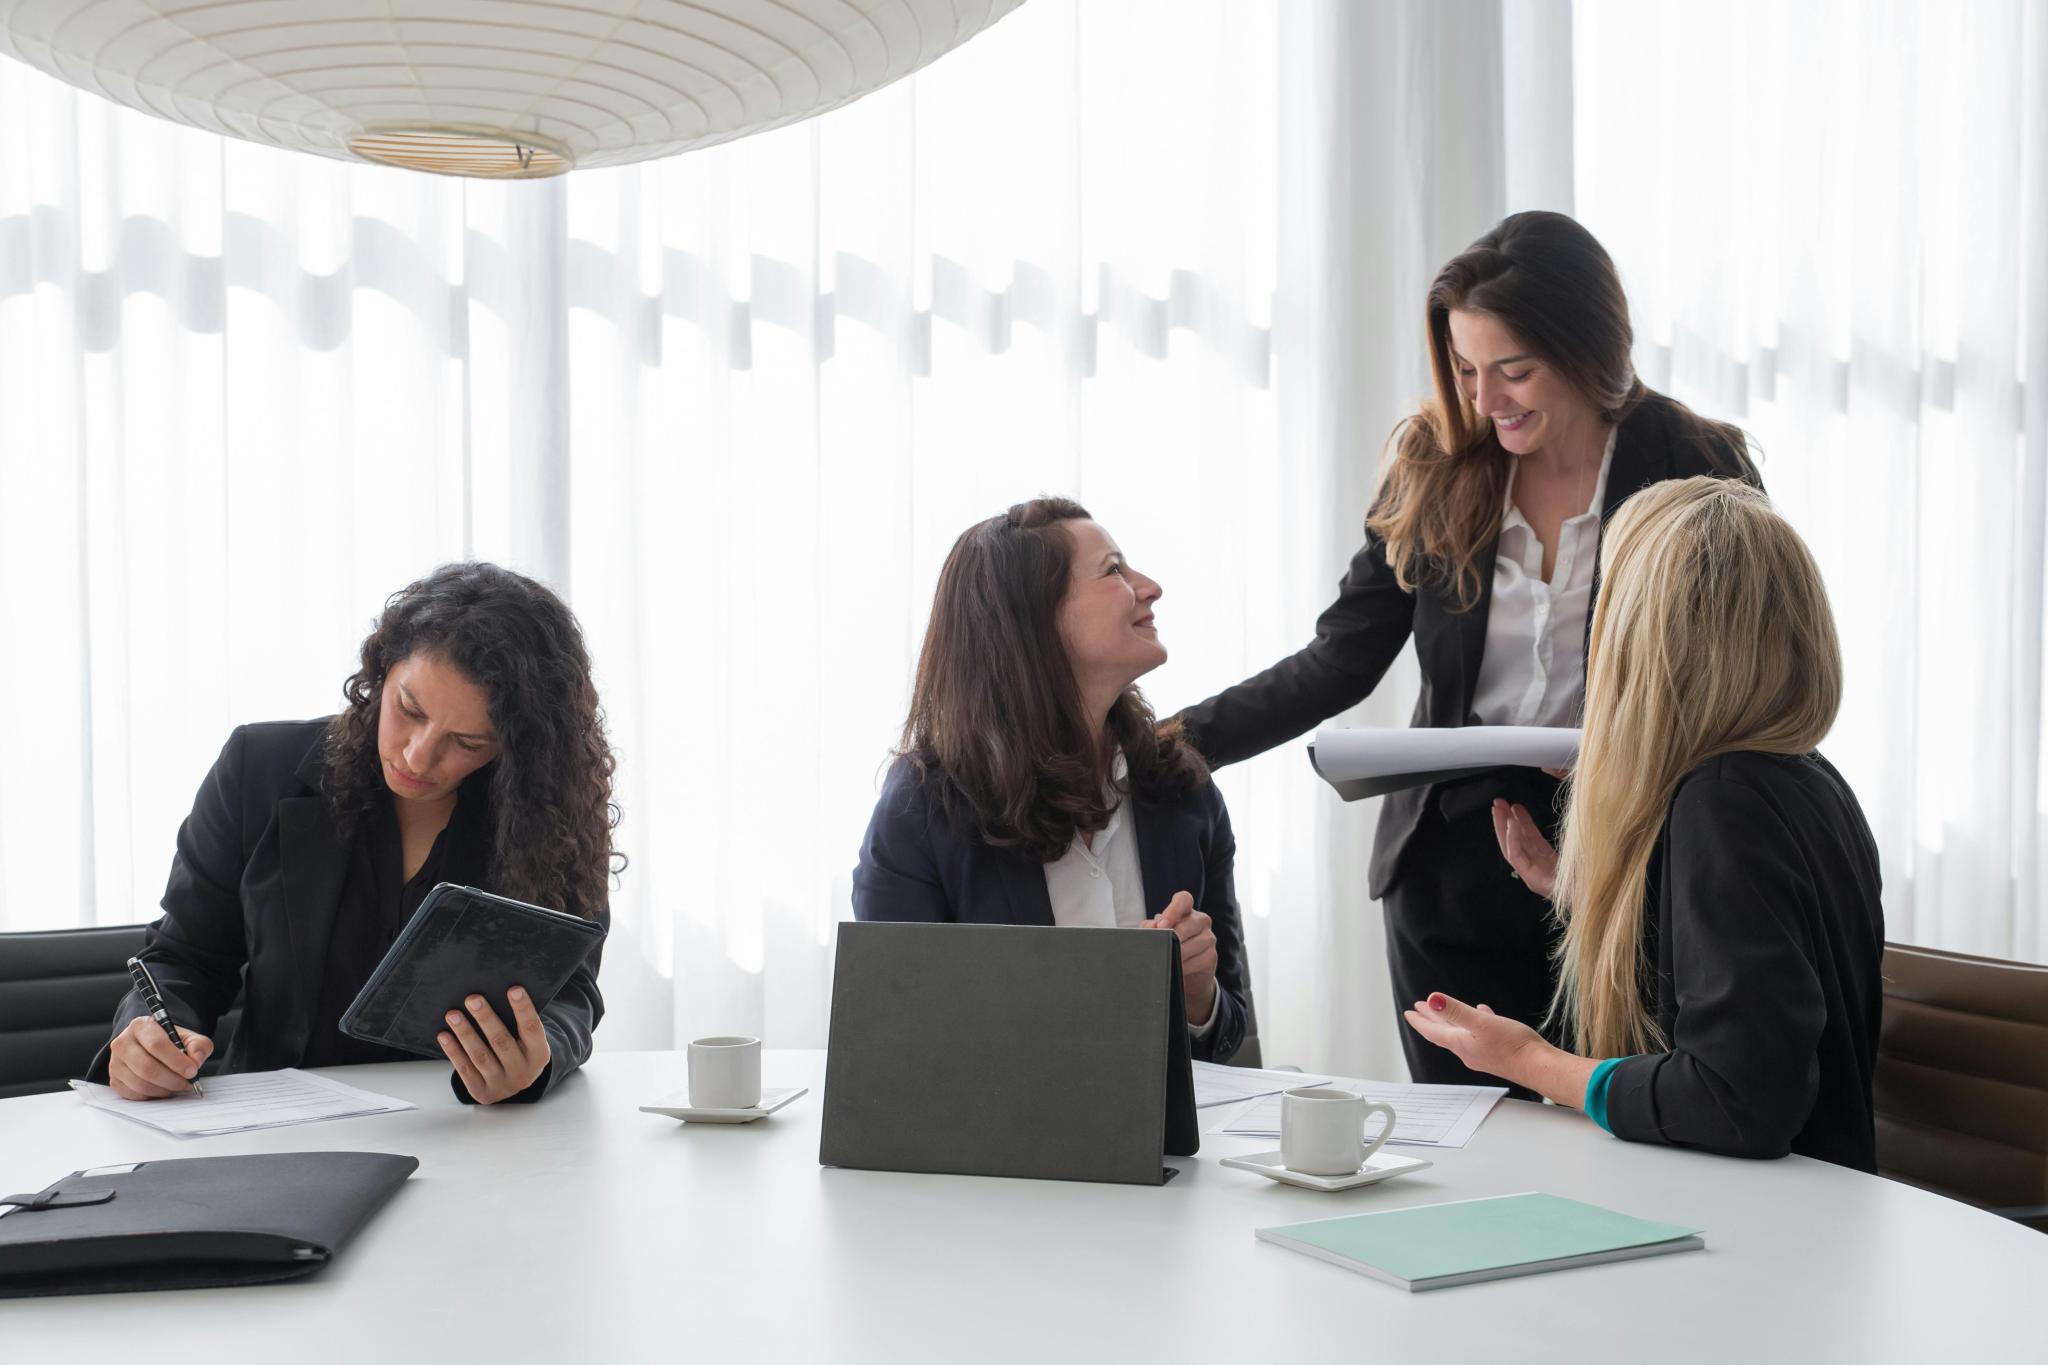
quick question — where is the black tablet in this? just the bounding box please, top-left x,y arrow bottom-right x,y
338,883 -> 605,1057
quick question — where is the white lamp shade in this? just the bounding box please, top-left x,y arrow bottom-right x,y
0,0 -> 1025,177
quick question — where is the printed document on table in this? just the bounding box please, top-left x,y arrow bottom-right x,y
1307,725 -> 1579,801
1191,1060 -> 1332,1108
69,1069 -> 414,1138
1223,1077 -> 1508,1149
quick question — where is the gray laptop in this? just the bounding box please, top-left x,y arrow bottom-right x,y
819,921 -> 1198,1186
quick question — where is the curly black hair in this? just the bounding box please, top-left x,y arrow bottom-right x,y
325,562 -> 621,919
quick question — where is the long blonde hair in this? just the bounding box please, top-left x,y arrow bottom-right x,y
1550,477 -> 1842,1057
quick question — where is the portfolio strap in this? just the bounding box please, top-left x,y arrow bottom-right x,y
0,1188 -> 117,1212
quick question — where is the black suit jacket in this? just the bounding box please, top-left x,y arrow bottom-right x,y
1605,751 -> 1886,1171
1177,393 -> 1758,898
852,760 -> 1259,1065
86,719 -> 606,1102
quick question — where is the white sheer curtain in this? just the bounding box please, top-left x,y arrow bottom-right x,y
21,0 -> 2026,1084
1574,0 -> 2048,964
529,0 -> 1302,1053
566,0 -> 1304,1053
1,0 -> 1511,1074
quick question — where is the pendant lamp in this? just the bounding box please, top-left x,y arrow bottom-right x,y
0,0 -> 1024,178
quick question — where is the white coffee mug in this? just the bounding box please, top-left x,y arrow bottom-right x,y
1280,1087 -> 1397,1177
687,1035 -> 762,1109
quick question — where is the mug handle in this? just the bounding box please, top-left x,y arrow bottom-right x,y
1358,1101 -> 1398,1165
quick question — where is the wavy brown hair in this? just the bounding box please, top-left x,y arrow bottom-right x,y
1369,210 -> 1754,610
900,497 -> 1208,863
325,562 -> 621,919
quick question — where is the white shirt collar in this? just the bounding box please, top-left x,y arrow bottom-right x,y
1501,425 -> 1621,531
1097,750 -> 1130,843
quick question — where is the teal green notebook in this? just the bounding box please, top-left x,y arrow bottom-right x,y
1256,1192 -> 1704,1292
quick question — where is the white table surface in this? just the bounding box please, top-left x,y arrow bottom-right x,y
3,1051 -> 2041,1364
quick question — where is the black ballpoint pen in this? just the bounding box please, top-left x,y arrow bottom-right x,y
125,955 -> 205,1097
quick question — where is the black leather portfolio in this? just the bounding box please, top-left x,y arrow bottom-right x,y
340,882 -> 604,1056
819,921 -> 1198,1186
0,1151 -> 417,1297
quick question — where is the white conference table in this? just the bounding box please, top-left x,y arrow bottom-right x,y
4,1050 -> 2042,1363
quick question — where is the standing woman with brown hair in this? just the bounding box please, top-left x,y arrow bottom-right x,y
1176,211 -> 1757,1088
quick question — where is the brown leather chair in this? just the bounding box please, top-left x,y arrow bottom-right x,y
1875,942 -> 2048,1231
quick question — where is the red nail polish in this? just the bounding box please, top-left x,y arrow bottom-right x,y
1429,993 -> 1447,1011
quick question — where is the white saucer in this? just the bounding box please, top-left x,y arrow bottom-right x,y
1219,1148 -> 1433,1192
639,1086 -> 808,1124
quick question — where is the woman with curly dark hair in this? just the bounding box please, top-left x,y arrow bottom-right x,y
853,497 -> 1258,1064
89,562 -> 620,1105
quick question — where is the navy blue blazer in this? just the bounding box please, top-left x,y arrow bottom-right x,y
853,759 -> 1259,1065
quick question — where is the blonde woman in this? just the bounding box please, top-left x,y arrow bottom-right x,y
1403,478 -> 1885,1171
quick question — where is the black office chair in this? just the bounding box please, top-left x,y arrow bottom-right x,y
0,924 -> 239,1098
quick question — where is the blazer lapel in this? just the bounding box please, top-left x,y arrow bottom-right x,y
995,850 -> 1056,927
1418,458 -> 1507,728
1444,564 -> 1496,728
278,743 -> 352,1041
1131,796 -> 1192,918
1600,404 -> 1672,520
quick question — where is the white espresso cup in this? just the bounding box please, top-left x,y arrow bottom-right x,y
1280,1087 -> 1397,1177
687,1035 -> 762,1109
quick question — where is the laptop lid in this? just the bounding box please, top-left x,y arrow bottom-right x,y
819,921 -> 1198,1187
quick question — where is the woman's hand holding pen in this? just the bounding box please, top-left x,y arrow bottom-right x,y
1145,891 -> 1219,1025
1491,798 -> 1560,898
438,987 -> 551,1104
107,1017 -> 214,1100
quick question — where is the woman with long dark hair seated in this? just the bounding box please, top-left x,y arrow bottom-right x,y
854,497 -> 1257,1064
91,562 -> 620,1105
1404,479 -> 1885,1169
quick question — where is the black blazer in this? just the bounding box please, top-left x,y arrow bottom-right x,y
1177,394 -> 1758,898
852,760 -> 1258,1065
86,719 -> 606,1102
1604,750 -> 1885,1171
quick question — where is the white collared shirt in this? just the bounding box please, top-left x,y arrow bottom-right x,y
1043,780 -> 1148,930
1042,754 -> 1219,1035
1470,428 -> 1618,728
